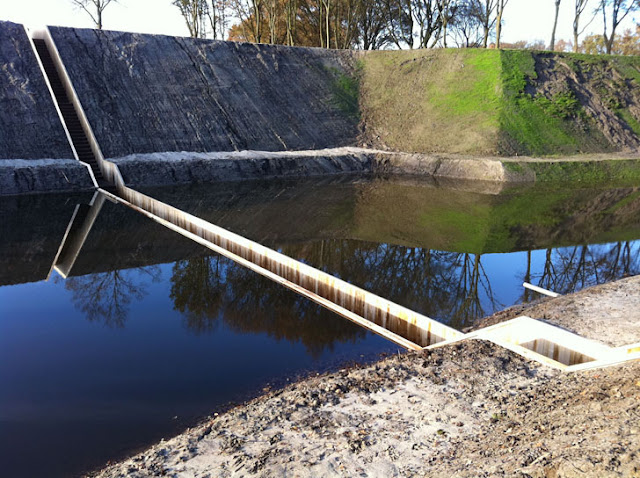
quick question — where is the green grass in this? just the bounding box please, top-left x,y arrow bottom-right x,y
604,190 -> 640,214
610,56 -> 640,85
428,50 -> 502,120
616,107 -> 640,136
352,178 -> 640,254
327,67 -> 360,119
421,202 -> 491,252
359,48 -> 640,158
359,49 -> 501,154
526,160 -> 640,184
500,49 -> 536,99
498,50 -> 605,156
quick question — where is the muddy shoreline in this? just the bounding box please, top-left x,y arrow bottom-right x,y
90,276 -> 640,478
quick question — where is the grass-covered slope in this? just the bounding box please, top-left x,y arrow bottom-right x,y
359,49 -> 502,155
359,49 -> 640,156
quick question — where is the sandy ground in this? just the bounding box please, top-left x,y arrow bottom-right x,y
91,278 -> 640,478
473,275 -> 640,348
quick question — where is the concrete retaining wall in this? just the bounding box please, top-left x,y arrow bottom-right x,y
0,159 -> 95,196
112,148 -> 373,187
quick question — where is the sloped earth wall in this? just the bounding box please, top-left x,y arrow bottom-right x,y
0,21 -> 72,160
0,21 -> 93,195
48,27 -> 360,159
4,24 -> 640,195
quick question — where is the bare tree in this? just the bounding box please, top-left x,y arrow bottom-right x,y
174,0 -> 230,39
333,0 -> 360,48
228,0 -> 263,41
265,0 -> 280,43
252,0 -> 264,42
435,0 -> 457,47
284,0 -> 297,45
550,0 -> 562,50
494,0 -> 509,48
411,0 -> 443,48
599,0 -> 639,54
173,0 -> 208,38
468,0 -> 497,47
321,0 -> 331,48
70,0 -> 117,30
383,0 -> 414,49
357,0 -> 388,49
573,0 -> 595,51
451,0 -> 485,47
208,1 -> 231,40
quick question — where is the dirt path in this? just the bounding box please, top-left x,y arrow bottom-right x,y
91,279 -> 640,478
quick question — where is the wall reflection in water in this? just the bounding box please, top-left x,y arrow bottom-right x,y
2,178 -> 640,478
3,176 -> 640,335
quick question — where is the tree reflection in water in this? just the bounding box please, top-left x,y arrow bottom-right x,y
529,241 -> 640,296
64,266 -> 161,328
65,239 -> 639,337
277,239 -> 640,329
277,240 -> 501,330
170,255 -> 367,358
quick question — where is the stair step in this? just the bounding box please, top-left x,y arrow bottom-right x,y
35,38 -> 107,186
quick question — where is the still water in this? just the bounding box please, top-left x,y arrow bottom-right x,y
1,176 -> 639,477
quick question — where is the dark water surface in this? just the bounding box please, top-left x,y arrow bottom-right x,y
2,176 -> 640,477
0,194 -> 398,478
147,176 -> 640,328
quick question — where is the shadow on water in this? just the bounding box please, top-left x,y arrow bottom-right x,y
1,175 -> 640,477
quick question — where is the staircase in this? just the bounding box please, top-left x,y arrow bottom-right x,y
33,38 -> 107,187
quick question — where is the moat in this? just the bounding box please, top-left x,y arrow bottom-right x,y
1,176 -> 639,477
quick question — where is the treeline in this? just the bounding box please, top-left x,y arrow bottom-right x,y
71,0 -> 640,55
173,0 -> 511,49
501,25 -> 640,55
172,0 -> 640,54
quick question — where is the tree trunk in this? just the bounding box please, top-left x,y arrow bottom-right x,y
442,13 -> 448,47
602,1 -> 611,54
495,0 -> 505,49
285,0 -> 293,45
253,0 -> 262,43
481,0 -> 492,48
318,0 -> 324,47
325,0 -> 330,49
550,0 -> 561,50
